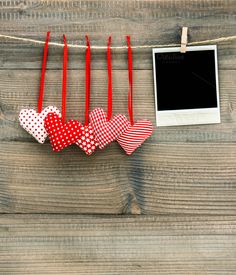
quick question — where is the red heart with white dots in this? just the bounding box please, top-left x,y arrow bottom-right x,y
117,120 -> 153,155
44,112 -> 82,152
89,108 -> 130,149
19,106 -> 61,144
75,124 -> 99,155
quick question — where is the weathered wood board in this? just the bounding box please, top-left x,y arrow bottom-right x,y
0,215 -> 236,275
0,0 -> 236,274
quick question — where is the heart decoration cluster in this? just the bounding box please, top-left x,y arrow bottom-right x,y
18,33 -> 153,155
19,107 -> 153,155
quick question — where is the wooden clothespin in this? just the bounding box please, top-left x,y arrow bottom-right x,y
180,27 -> 188,53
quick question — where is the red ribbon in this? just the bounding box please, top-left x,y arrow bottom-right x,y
37,31 -> 50,113
61,34 -> 68,124
85,35 -> 91,126
107,36 -> 112,121
126,36 -> 134,126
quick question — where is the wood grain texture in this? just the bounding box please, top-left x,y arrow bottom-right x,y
0,0 -> 235,70
1,141 -> 236,214
0,215 -> 236,274
0,0 -> 236,273
0,0 -> 235,215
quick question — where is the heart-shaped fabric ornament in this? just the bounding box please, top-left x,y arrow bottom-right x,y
74,37 -> 99,156
44,112 -> 82,152
75,124 -> 99,155
116,37 -> 153,155
19,106 -> 61,144
89,108 -> 130,149
117,120 -> 153,155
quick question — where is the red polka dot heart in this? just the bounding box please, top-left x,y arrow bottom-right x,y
44,113 -> 83,152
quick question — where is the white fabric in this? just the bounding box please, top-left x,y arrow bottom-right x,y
19,106 -> 61,143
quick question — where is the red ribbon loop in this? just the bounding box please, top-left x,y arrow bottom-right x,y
107,36 -> 112,121
37,31 -> 50,113
126,36 -> 134,126
85,35 -> 91,126
61,34 -> 68,124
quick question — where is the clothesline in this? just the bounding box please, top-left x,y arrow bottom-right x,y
0,34 -> 236,50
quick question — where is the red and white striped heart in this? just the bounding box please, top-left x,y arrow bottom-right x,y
19,106 -> 61,144
75,124 -> 99,155
117,120 -> 153,155
89,108 -> 130,149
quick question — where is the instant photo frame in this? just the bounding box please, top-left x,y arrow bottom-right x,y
152,45 -> 220,127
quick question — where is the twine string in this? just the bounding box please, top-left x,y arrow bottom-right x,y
0,34 -> 235,50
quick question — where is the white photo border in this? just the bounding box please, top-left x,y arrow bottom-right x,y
152,45 -> 220,127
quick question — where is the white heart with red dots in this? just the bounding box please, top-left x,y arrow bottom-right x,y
75,124 -> 99,155
19,106 -> 61,144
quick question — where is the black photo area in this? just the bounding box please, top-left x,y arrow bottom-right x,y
154,50 -> 218,111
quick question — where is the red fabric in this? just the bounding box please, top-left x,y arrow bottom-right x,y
38,31 -> 50,113
116,36 -> 153,155
89,108 -> 130,149
87,37 -> 129,150
61,34 -> 68,124
107,36 -> 112,121
126,36 -> 134,126
75,124 -> 99,155
117,120 -> 153,155
44,35 -> 83,152
44,113 -> 82,152
76,36 -> 116,154
19,32 -> 62,144
74,36 -> 98,155
85,35 -> 90,126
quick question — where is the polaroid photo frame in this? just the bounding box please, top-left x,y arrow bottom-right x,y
152,45 -> 220,127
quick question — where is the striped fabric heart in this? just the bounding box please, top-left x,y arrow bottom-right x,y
117,120 -> 153,155
89,108 -> 130,149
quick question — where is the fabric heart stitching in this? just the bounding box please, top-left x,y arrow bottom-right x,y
117,120 -> 153,155
75,124 -> 99,155
116,36 -> 153,155
89,108 -> 130,149
44,112 -> 82,152
74,36 -> 98,155
18,33 -> 63,144
19,106 -> 61,144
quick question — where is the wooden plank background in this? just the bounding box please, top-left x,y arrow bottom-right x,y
0,0 -> 236,273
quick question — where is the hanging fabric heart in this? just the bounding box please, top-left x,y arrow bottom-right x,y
19,32 -> 61,143
75,36 -> 99,155
44,35 -> 82,152
117,36 -> 153,155
90,107 -> 130,150
90,36 -> 130,149
44,112 -> 82,152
